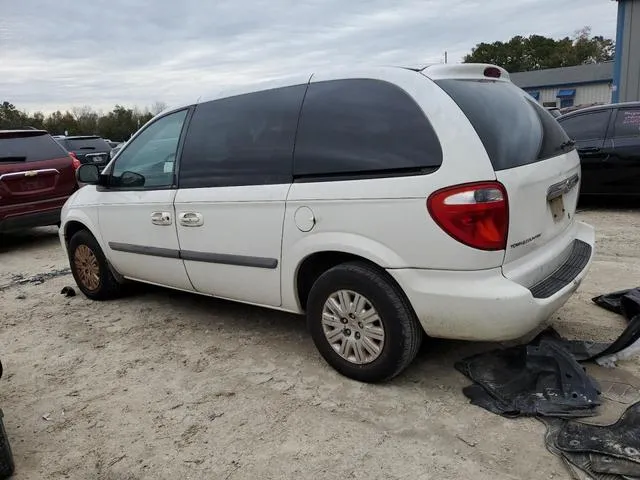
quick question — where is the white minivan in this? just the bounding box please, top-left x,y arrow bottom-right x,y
60,64 -> 595,383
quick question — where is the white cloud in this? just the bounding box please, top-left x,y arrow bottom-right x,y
0,0 -> 618,113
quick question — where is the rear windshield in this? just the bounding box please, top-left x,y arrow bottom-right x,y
435,79 -> 573,171
62,137 -> 111,152
0,132 -> 68,163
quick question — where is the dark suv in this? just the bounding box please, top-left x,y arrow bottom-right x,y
0,130 -> 78,232
55,135 -> 112,168
557,102 -> 640,196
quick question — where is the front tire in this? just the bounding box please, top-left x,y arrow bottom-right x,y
68,230 -> 122,300
307,262 -> 423,383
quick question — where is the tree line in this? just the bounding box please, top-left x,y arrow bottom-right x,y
0,101 -> 167,142
463,27 -> 614,73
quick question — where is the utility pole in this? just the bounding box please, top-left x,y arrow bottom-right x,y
444,51 -> 448,64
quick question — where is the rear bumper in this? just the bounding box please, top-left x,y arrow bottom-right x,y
387,221 -> 595,342
0,208 -> 61,233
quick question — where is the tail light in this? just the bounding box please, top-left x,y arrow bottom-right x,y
69,152 -> 81,170
427,182 -> 509,251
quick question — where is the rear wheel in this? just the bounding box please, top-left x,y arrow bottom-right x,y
307,262 -> 423,383
68,230 -> 122,300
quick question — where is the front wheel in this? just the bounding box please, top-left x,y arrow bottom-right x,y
307,262 -> 423,383
68,230 -> 123,300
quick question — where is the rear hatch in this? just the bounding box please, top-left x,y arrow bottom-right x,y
0,130 -> 77,206
432,72 -> 580,266
60,136 -> 111,166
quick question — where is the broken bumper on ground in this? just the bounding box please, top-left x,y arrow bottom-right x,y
388,221 -> 596,342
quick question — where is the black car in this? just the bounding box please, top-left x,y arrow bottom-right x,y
55,135 -> 112,167
557,102 -> 640,196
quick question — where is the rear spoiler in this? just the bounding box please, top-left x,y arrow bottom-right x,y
421,63 -> 511,82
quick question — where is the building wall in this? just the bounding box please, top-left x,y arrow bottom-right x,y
533,83 -> 612,108
617,0 -> 640,102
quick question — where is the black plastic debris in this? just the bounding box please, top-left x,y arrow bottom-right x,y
455,331 -> 601,418
60,286 -> 76,298
541,403 -> 640,479
557,402 -> 640,466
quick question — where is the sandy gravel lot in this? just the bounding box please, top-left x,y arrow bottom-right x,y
1,207 -> 639,480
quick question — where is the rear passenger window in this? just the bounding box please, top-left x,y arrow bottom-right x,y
293,79 -> 442,178
179,85 -> 306,188
612,108 -> 640,138
559,110 -> 611,141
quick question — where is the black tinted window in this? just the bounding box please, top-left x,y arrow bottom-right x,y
293,79 -> 442,178
179,85 -> 306,188
63,137 -> 111,152
0,132 -> 68,163
612,108 -> 640,138
436,79 -> 570,171
559,110 -> 611,141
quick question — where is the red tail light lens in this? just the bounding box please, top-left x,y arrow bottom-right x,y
427,182 -> 509,251
69,152 -> 81,170
484,66 -> 502,78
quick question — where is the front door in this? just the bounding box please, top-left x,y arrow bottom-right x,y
174,84 -> 307,307
96,108 -> 194,290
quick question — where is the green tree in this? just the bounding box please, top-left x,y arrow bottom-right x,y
463,27 -> 615,72
0,101 -> 28,129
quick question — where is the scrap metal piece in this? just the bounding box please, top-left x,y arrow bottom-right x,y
556,402 -> 640,468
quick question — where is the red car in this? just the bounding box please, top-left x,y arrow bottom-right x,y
0,129 -> 79,233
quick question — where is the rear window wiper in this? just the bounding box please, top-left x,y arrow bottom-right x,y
0,155 -> 27,162
77,147 -> 96,150
555,139 -> 576,152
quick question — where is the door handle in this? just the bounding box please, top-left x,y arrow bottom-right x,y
179,212 -> 204,227
151,211 -> 172,226
577,147 -> 601,156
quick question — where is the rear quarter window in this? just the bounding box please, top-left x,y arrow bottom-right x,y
293,79 -> 442,179
612,108 -> 640,138
0,132 -> 69,163
435,79 -> 572,171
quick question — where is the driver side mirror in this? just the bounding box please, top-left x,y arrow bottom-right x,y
76,164 -> 100,184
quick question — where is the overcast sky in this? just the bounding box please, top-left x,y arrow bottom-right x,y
0,0 -> 618,114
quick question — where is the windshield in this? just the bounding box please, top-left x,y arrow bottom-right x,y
435,79 -> 573,171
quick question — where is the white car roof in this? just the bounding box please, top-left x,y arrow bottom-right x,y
156,63 -> 511,118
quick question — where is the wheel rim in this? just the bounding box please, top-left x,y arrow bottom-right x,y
321,290 -> 385,365
74,245 -> 100,291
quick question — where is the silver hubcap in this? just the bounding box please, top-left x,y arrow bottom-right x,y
321,290 -> 385,364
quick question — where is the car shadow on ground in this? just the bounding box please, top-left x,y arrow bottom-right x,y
121,281 -> 499,386
0,227 -> 60,254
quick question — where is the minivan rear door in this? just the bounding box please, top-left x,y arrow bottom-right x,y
0,130 -> 77,206
433,77 -> 580,266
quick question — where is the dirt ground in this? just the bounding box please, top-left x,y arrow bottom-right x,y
1,207 -> 639,480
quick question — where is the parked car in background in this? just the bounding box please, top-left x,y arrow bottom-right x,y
557,101 -> 640,196
546,107 -> 562,118
55,135 -> 112,168
109,142 -> 124,160
0,130 -> 78,232
60,64 -> 594,383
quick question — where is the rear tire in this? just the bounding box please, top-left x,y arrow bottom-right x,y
0,410 -> 14,480
68,230 -> 122,300
307,261 -> 423,383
